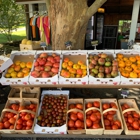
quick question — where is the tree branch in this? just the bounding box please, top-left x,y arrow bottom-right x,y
86,0 -> 107,20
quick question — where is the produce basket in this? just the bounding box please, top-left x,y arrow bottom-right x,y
88,50 -> 120,85
84,98 -> 104,135
34,90 -> 69,134
1,51 -> 36,85
0,109 -> 18,134
8,87 -> 40,102
101,99 -> 123,135
29,50 -> 62,85
66,98 -> 86,134
118,99 -> 140,135
59,51 -> 88,85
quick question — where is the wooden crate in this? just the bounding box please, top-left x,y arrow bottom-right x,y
0,109 -> 18,134
67,99 -> 85,134
118,99 -> 140,135
84,99 -> 104,135
101,99 -> 123,135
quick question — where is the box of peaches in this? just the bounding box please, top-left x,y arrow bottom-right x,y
29,51 -> 61,85
1,51 -> 36,85
59,51 -> 88,84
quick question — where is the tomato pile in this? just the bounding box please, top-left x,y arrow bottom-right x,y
121,103 -> 140,130
68,103 -> 84,130
0,111 -> 17,129
37,94 -> 67,127
85,101 -> 102,129
102,102 -> 122,130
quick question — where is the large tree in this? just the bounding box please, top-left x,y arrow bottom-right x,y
45,0 -> 107,50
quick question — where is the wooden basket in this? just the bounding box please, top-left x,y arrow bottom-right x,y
85,107 -> 104,135
67,108 -> 85,134
101,98 -> 123,135
0,109 -> 18,134
118,99 -> 140,135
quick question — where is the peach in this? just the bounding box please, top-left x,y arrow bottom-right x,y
62,62 -> 68,69
82,69 -> 87,75
68,61 -> 74,67
63,57 -> 69,63
5,73 -> 11,78
39,52 -> 48,58
81,64 -> 87,70
26,62 -> 33,69
76,69 -> 83,75
24,72 -> 29,77
67,66 -> 72,71
20,62 -> 26,68
10,64 -> 16,68
63,71 -> 70,78
7,67 -> 14,74
17,72 -> 24,78
11,71 -> 17,78
69,68 -> 76,74
82,74 -> 86,78
77,60 -> 84,66
22,68 -> 30,74
76,74 -> 81,78
14,65 -> 21,72
70,73 -> 75,78
73,64 -> 80,70
15,60 -> 21,66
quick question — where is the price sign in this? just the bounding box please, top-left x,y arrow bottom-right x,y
121,89 -> 129,98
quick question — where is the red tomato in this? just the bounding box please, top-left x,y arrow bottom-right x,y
26,119 -> 33,127
104,119 -> 110,126
105,126 -> 111,130
7,112 -> 14,119
68,119 -> 74,128
108,111 -> 116,115
9,118 -> 16,125
133,112 -> 140,118
26,126 -> 32,130
127,111 -> 132,115
17,118 -> 23,125
14,114 -> 17,119
92,123 -> 100,129
9,125 -> 14,129
2,117 -> 8,123
132,121 -> 139,130
18,106 -> 25,111
86,118 -> 92,128
86,110 -> 93,115
24,114 -> 31,121
75,103 -> 83,110
90,114 -> 97,122
31,114 -> 35,119
70,113 -> 77,121
128,117 -> 134,124
4,121 -> 10,128
112,124 -> 119,130
16,124 -> 22,130
75,120 -> 82,128
110,102 -> 116,107
11,104 -> 19,111
114,120 -> 121,128
69,104 -> 75,109
4,112 -> 9,118
93,101 -> 100,108
23,121 -> 27,126
0,122 -> 4,129
29,104 -> 36,109
77,112 -> 83,121
107,114 -> 113,121
123,103 -> 130,109
96,112 -> 101,120
102,103 -> 110,110
86,102 -> 92,108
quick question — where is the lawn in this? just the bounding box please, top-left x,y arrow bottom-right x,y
0,30 -> 26,44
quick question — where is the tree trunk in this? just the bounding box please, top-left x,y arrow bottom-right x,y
47,0 -> 107,50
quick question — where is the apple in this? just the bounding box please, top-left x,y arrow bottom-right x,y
31,71 -> 40,78
98,58 -> 105,65
98,72 -> 104,78
88,63 -> 94,69
91,68 -> 98,74
105,61 -> 111,67
39,53 -> 48,58
34,66 -> 41,71
45,61 -> 53,67
44,66 -> 51,72
41,71 -> 50,78
51,67 -> 59,73
38,59 -> 46,66
53,63 -> 60,68
34,61 -> 39,67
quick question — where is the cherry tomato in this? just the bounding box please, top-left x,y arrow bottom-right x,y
9,118 -> 16,125
112,124 -> 119,130
93,101 -> 100,108
16,124 -> 22,130
70,113 -> 77,121
75,120 -> 82,128
26,119 -> 33,127
107,114 -> 113,121
77,112 -> 83,121
69,104 -> 75,109
86,110 -> 93,115
90,114 -> 97,122
128,117 -> 134,124
133,112 -> 140,118
104,119 -> 110,126
132,121 -> 139,130
76,104 -> 83,110
0,122 -> 4,129
102,103 -> 110,110
114,120 -> 121,128
86,102 -> 93,108
68,119 -> 74,128
86,118 -> 92,128
4,121 -> 10,128
92,123 -> 100,129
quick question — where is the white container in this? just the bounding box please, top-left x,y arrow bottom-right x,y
59,50 -> 88,85
1,51 -> 36,85
29,50 -> 62,85
115,50 -> 140,85
0,55 -> 13,73
88,50 -> 121,85
34,90 -> 69,134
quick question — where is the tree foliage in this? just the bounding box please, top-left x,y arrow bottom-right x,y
0,0 -> 25,42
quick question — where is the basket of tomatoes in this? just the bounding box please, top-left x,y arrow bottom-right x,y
84,99 -> 104,135
67,99 -> 85,134
118,99 -> 140,135
101,99 -> 123,135
0,109 -> 18,133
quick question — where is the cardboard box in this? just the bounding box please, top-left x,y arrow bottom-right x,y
20,41 -> 41,51
101,99 -> 123,135
84,99 -> 104,135
34,90 -> 69,134
8,87 -> 40,101
0,55 -> 13,73
67,98 -> 85,134
59,51 -> 88,85
29,50 -> 62,85
115,50 -> 140,85
118,99 -> 140,135
1,51 -> 36,85
88,50 -> 121,85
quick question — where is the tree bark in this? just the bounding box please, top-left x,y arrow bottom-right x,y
47,0 -> 107,50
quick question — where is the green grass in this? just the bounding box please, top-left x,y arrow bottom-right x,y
0,30 -> 26,44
